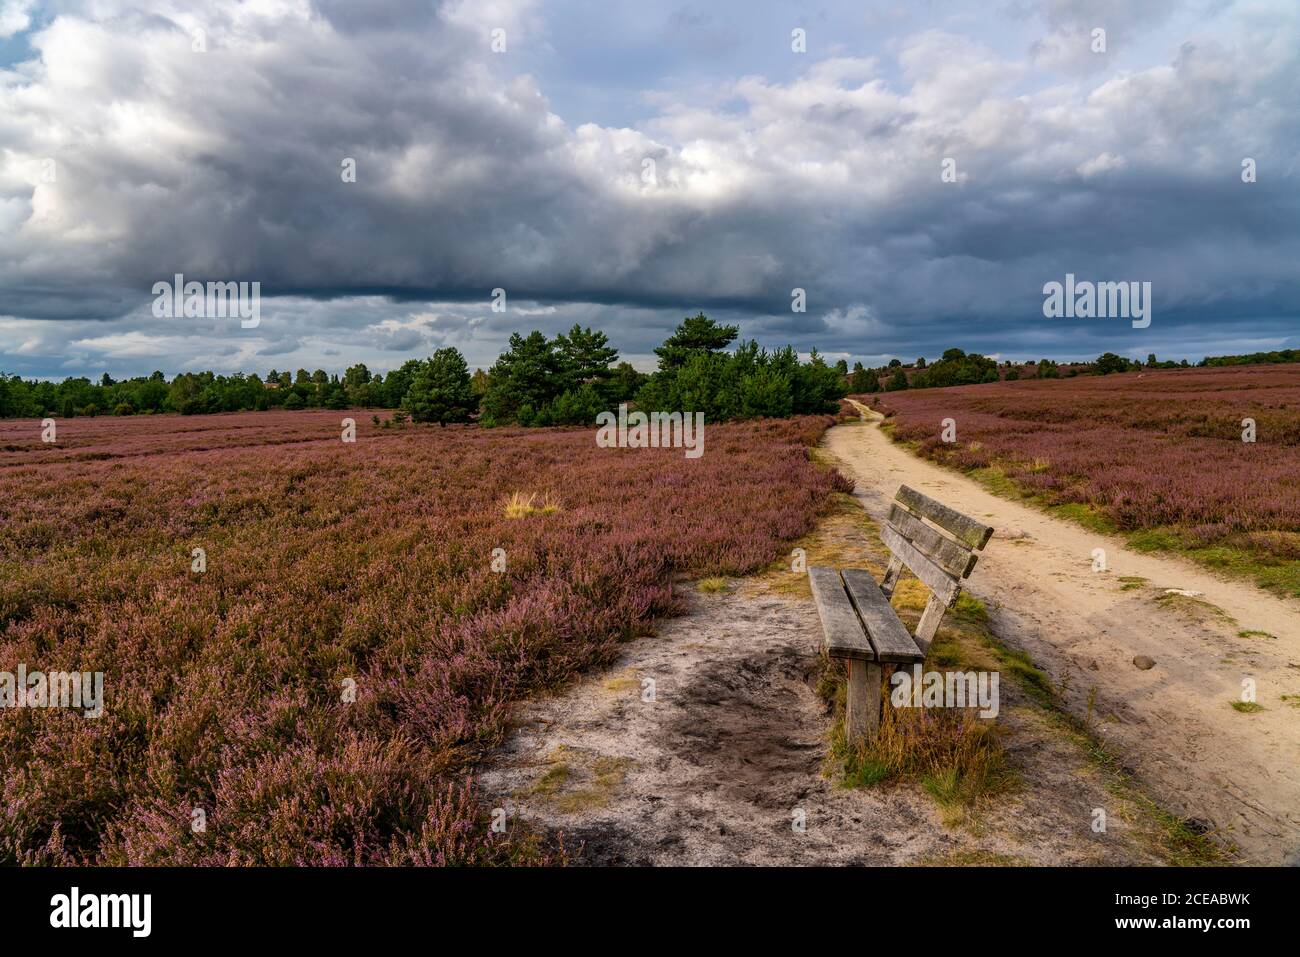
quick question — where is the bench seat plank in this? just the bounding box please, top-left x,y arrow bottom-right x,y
841,569 -> 924,663
896,485 -> 994,551
809,567 -> 874,661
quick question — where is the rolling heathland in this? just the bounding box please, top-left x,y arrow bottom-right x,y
0,410 -> 849,864
871,365 -> 1300,595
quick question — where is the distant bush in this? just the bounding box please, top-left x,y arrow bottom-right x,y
634,315 -> 845,419
402,348 -> 477,425
1093,352 -> 1132,375
849,361 -> 878,393
911,348 -> 997,388
480,325 -> 636,427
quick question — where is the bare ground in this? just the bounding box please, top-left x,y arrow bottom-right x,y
479,425 -> 1223,865
826,407 -> 1300,865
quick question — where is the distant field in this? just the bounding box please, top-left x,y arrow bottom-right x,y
870,365 -> 1300,596
0,410 -> 848,864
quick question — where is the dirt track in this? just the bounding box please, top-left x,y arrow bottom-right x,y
827,408 -> 1300,865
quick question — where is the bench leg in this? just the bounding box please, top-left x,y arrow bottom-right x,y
882,664 -> 896,714
846,659 -> 882,745
913,594 -> 948,655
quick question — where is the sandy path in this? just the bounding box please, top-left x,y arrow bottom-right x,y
826,408 -> 1300,865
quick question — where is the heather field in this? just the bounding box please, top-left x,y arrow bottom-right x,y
0,411 -> 849,865
869,365 -> 1300,594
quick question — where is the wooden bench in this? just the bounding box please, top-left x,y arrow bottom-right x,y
810,485 -> 994,744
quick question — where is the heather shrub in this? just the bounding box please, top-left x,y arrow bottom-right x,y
0,411 -> 845,864
875,366 -> 1300,567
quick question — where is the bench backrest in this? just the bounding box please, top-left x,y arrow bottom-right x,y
879,485 -> 993,652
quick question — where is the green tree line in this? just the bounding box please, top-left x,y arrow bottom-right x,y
0,313 -> 846,425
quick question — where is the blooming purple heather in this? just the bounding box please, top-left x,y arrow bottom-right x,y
0,411 -> 849,864
871,365 -> 1300,559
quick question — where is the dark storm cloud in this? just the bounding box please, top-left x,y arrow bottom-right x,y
0,0 -> 1297,378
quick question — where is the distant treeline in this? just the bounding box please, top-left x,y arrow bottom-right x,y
2,335 -> 1290,422
0,314 -> 845,425
844,347 -> 1255,393
1202,348 -> 1300,367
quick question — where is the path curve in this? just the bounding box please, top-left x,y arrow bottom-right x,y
826,407 -> 1300,865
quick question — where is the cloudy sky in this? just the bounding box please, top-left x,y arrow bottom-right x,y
1,0 -> 1297,380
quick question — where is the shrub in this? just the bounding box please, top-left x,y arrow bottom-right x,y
0,412 -> 846,863
911,349 -> 997,388
635,322 -> 844,420
546,384 -> 608,426
1094,352 -> 1130,375
402,348 -> 477,425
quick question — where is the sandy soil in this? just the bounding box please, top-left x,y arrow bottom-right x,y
480,577 -> 1171,865
480,456 -> 1195,865
826,408 -> 1300,865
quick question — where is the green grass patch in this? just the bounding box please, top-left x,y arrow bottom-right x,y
1156,591 -> 1236,624
1237,629 -> 1276,640
517,750 -> 634,814
1052,502 -> 1118,535
1230,701 -> 1265,714
990,644 -> 1056,710
967,465 -> 1027,500
950,592 -> 990,624
841,750 -> 892,789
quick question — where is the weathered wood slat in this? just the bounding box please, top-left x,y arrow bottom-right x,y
879,524 -> 961,607
887,503 -> 978,579
895,485 -> 994,550
809,567 -> 874,661
841,568 -> 924,663
912,593 -> 948,654
879,555 -> 903,598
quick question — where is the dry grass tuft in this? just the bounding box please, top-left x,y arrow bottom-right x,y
503,490 -> 564,519
503,490 -> 537,519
